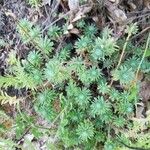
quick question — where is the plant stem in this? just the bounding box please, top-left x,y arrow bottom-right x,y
135,33 -> 150,82
110,31 -> 132,86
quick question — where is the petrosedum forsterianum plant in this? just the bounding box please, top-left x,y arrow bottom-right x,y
0,19 -> 150,149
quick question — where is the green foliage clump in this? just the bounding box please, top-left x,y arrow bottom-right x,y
90,96 -> 111,118
34,89 -> 58,120
0,18 -> 150,150
91,27 -> 118,60
76,120 -> 94,142
112,65 -> 135,85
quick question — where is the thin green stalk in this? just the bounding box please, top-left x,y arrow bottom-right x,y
134,33 -> 150,123
135,33 -> 150,81
110,30 -> 132,86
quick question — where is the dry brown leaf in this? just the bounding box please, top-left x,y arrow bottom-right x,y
144,0 -> 150,9
105,0 -> 127,24
71,4 -> 93,22
69,28 -> 80,35
3,120 -> 13,129
53,99 -> 61,113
